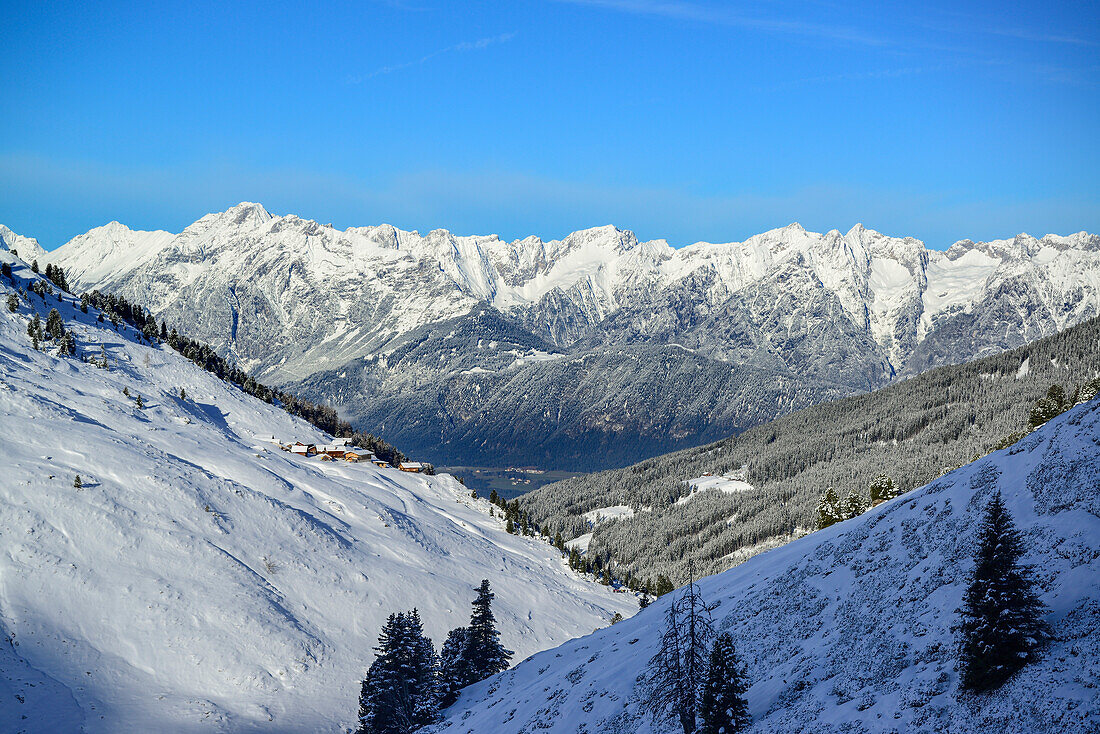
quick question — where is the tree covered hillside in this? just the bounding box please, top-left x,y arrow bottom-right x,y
521,317 -> 1100,585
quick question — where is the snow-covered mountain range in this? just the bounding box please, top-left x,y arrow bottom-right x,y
23,205 -> 1100,468
0,250 -> 633,732
434,396 -> 1100,733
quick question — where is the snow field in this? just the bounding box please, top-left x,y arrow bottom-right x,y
0,252 -> 634,733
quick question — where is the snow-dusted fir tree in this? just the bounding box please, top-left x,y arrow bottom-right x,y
958,491 -> 1050,693
699,632 -> 750,734
357,610 -> 440,734
46,308 -> 64,340
869,474 -> 896,504
457,580 -> 512,687
438,626 -> 469,707
842,490 -> 866,520
816,487 -> 843,529
645,566 -> 716,733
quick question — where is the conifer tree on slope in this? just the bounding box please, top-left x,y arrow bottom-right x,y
357,610 -> 440,734
458,580 -> 512,686
645,566 -> 716,734
869,473 -> 896,504
958,491 -> 1050,694
816,487 -> 843,529
654,574 -> 675,597
841,490 -> 866,520
438,626 -> 469,708
699,632 -> 750,734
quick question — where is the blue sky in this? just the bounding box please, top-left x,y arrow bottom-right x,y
2,0 -> 1097,249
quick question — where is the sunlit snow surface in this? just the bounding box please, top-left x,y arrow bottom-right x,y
435,400 -> 1100,733
0,252 -> 634,733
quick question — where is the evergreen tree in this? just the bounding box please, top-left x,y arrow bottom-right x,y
357,610 -> 439,734
639,591 -> 651,609
655,574 -> 675,596
405,609 -> 441,725
841,490 -> 866,520
816,487 -> 843,529
958,491 -> 1050,693
31,259 -> 38,273
869,474 -> 896,504
505,517 -> 515,534
438,627 -> 469,708
459,580 -> 512,684
1080,377 -> 1100,404
644,568 -> 716,734
27,313 -> 42,342
1046,384 -> 1067,411
46,308 -> 64,341
135,394 -> 144,408
6,293 -> 17,312
73,475 -> 82,489
1027,385 -> 1070,431
699,632 -> 750,734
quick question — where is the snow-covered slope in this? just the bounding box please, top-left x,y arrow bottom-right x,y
0,251 -> 633,733
21,209 -> 1100,469
435,398 -> 1100,733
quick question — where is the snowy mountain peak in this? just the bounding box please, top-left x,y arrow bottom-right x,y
222,200 -> 273,225
0,224 -> 47,262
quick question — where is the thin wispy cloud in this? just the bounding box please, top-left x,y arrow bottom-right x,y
771,64 -> 948,90
346,32 -> 517,83
984,26 -> 1096,46
552,0 -> 888,45
909,7 -> 1097,49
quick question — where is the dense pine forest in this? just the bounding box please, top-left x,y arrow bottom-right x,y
521,317 -> 1100,585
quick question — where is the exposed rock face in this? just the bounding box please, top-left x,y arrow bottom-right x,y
29,205 -> 1100,468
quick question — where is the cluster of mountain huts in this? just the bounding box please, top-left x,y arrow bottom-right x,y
276,437 -> 425,472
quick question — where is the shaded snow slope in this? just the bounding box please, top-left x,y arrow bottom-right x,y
435,399 -> 1100,733
0,252 -> 633,733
